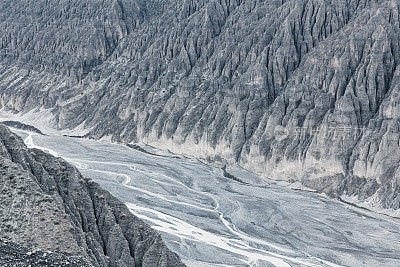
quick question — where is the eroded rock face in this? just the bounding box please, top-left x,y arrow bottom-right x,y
0,124 -> 185,266
0,0 -> 399,210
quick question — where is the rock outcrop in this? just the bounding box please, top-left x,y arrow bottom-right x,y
0,124 -> 185,266
0,0 -> 399,211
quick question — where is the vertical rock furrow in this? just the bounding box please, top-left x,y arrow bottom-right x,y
1,0 -> 400,211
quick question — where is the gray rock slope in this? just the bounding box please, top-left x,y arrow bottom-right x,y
0,124 -> 185,266
0,0 -> 400,211
0,239 -> 91,267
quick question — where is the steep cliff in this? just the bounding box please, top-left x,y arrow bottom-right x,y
0,0 -> 399,211
0,124 -> 185,266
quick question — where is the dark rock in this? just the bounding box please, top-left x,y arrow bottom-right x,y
1,121 -> 45,135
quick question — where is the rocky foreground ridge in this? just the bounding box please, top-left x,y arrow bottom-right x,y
0,0 -> 399,211
0,239 -> 91,267
0,124 -> 185,266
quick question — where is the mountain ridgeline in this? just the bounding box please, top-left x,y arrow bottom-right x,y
0,124 -> 185,266
0,0 -> 399,211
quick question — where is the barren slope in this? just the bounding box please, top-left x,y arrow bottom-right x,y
0,0 -> 399,211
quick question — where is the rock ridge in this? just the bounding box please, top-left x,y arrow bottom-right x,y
0,124 -> 185,266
